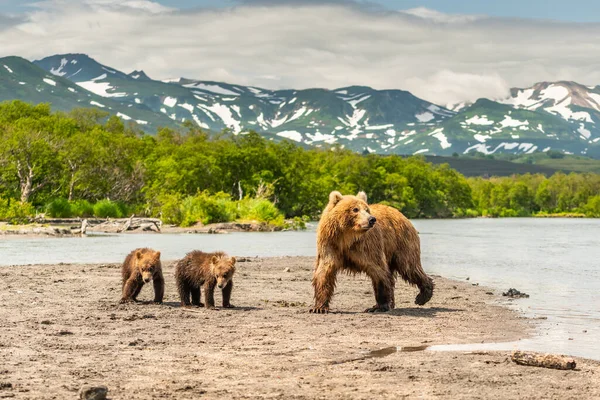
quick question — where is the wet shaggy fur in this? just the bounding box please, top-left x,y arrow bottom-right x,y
174,251 -> 237,309
310,191 -> 434,313
120,248 -> 164,304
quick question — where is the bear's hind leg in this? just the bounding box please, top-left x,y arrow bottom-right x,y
178,280 -> 192,307
190,286 -> 204,307
392,255 -> 434,306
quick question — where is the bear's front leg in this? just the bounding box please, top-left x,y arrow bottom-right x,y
310,254 -> 339,314
222,280 -> 234,308
152,271 -> 165,304
204,281 -> 216,309
121,277 -> 142,303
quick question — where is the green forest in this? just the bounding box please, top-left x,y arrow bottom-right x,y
1,100 -> 599,226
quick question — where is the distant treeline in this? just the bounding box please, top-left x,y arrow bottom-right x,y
0,100 -> 599,225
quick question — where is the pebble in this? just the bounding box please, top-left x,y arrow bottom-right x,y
78,385 -> 108,400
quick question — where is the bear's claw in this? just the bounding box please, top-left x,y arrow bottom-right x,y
309,306 -> 329,314
364,304 -> 391,313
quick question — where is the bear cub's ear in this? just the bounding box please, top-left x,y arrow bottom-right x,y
329,191 -> 343,206
211,255 -> 219,264
356,191 -> 368,203
230,256 -> 236,266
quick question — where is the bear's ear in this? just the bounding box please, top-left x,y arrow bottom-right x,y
356,191 -> 368,203
154,251 -> 161,260
211,255 -> 218,265
135,250 -> 143,259
329,191 -> 343,206
230,256 -> 236,265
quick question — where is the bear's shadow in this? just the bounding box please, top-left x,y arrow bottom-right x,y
161,301 -> 262,311
331,307 -> 462,317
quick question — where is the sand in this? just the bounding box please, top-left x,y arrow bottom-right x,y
0,256 -> 598,399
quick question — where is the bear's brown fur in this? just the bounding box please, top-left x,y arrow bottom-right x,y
174,251 -> 237,309
310,191 -> 434,313
120,248 -> 164,304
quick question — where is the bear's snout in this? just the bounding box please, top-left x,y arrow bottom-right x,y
368,216 -> 377,227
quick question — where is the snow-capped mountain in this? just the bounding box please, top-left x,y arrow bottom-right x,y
2,53 -> 599,158
32,54 -> 456,154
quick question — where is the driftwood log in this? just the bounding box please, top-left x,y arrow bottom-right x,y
511,351 -> 576,370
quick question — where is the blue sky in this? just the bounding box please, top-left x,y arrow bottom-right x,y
3,0 -> 600,22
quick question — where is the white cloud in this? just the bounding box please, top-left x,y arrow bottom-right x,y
2,1 -> 600,105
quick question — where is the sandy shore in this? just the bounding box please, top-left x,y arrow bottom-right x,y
0,257 -> 598,399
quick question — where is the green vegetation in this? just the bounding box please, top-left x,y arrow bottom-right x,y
0,101 -> 598,226
469,173 -> 600,217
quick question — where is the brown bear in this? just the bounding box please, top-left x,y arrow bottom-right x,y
120,248 -> 164,304
174,251 -> 237,309
310,191 -> 434,313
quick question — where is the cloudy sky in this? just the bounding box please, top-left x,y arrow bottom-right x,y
1,0 -> 600,106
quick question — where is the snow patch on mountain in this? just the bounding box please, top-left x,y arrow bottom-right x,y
163,97 -> 177,107
50,58 -> 68,77
3,65 -> 13,73
416,112 -> 435,122
77,74 -> 126,97
184,83 -> 240,96
197,103 -> 241,133
578,124 -> 591,139
277,131 -> 303,142
500,115 -> 529,128
464,115 -> 494,125
43,78 -> 56,86
117,112 -> 131,120
429,128 -> 451,149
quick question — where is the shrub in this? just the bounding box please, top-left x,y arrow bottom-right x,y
180,192 -> 235,227
155,193 -> 184,225
45,198 -> 72,218
70,200 -> 94,218
585,195 -> 600,217
93,199 -> 123,218
237,198 -> 284,226
0,198 -> 35,224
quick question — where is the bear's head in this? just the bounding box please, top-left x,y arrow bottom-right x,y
324,191 -> 376,232
135,249 -> 161,283
211,255 -> 237,289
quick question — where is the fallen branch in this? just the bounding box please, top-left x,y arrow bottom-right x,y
511,351 -> 576,370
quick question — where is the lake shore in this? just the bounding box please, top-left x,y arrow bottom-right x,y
0,257 -> 598,399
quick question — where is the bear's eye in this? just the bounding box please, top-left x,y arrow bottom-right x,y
353,207 -> 359,213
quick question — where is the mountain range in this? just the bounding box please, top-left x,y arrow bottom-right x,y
1,53 -> 600,158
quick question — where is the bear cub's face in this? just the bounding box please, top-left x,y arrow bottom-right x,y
136,250 -> 161,283
211,256 -> 237,288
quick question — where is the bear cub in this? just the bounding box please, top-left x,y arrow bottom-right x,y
120,248 -> 164,304
175,251 -> 237,309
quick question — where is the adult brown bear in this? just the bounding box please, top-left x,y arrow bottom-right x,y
310,191 -> 433,313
